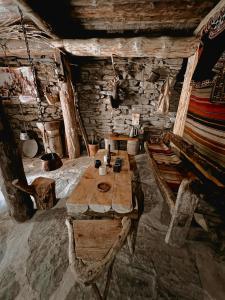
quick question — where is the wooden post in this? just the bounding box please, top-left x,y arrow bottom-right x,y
173,49 -> 199,136
165,178 -> 200,247
0,101 -> 34,222
58,54 -> 80,159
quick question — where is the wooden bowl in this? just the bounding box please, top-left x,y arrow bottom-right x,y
97,182 -> 111,193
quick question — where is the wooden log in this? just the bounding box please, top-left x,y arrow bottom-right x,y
59,54 -> 80,159
0,40 -> 54,57
0,101 -> 34,222
13,0 -> 57,39
51,36 -> 199,58
165,178 -> 200,247
194,0 -> 225,36
12,177 -> 56,210
173,49 -> 199,136
0,36 -> 198,59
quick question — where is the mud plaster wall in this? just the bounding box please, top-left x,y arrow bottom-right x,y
76,57 -> 183,143
0,56 -> 63,149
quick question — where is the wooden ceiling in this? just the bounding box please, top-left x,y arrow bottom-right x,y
0,0 -> 220,38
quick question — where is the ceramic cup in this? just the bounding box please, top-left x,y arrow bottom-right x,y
99,166 -> 107,176
95,159 -> 101,168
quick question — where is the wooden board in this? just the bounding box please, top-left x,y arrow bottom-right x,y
73,219 -> 122,261
67,150 -> 133,215
105,134 -> 139,141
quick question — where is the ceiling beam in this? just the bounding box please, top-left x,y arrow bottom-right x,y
194,0 -> 225,36
0,40 -> 54,57
13,0 -> 58,39
0,36 -> 199,59
52,36 -> 199,58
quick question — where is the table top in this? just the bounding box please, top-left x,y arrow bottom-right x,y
66,150 -> 133,216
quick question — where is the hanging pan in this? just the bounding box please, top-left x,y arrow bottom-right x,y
40,152 -> 63,172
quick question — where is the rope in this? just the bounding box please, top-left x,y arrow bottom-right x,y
18,6 -> 53,155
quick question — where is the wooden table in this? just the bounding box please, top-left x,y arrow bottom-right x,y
66,150 -> 137,218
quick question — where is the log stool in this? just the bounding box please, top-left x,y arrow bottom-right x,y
65,217 -> 131,300
12,177 -> 56,210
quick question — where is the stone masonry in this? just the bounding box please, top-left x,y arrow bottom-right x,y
1,55 -> 63,147
76,57 -> 183,142
1,55 -> 183,151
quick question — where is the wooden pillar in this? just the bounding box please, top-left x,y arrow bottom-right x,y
0,101 -> 34,222
58,54 -> 80,159
165,178 -> 199,247
173,49 -> 199,136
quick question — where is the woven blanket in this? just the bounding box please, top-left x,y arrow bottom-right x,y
148,143 -> 183,192
184,87 -> 225,169
158,164 -> 184,192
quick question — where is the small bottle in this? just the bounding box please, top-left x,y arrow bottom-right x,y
106,144 -> 111,167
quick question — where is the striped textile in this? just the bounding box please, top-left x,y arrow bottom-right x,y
148,143 -> 181,165
148,143 -> 183,192
184,86 -> 225,169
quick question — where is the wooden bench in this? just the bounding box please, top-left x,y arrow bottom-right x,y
145,132 -> 225,246
65,217 -> 131,299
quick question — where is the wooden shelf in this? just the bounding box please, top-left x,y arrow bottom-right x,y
105,134 -> 139,141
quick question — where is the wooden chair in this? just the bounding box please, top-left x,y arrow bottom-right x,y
65,217 -> 131,300
12,177 -> 56,209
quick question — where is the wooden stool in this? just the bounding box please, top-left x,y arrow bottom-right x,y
65,217 -> 131,300
12,177 -> 56,210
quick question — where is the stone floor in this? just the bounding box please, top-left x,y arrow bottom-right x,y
0,154 -> 225,300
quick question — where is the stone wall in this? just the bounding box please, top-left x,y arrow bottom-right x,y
1,56 -> 63,148
76,57 -> 183,142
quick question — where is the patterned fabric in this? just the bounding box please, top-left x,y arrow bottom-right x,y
184,86 -> 225,169
158,164 -> 184,192
148,143 -> 181,165
203,6 -> 225,39
148,143 -> 183,192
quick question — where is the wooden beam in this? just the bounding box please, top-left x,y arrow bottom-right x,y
194,0 -> 225,36
173,49 -> 199,136
13,0 -> 58,39
0,40 -> 54,57
52,36 -> 199,58
1,36 -> 199,59
58,54 -> 80,159
0,101 -> 34,222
